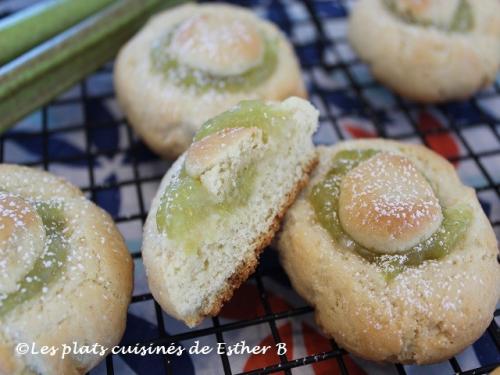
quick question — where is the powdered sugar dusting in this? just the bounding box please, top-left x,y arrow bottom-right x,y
168,12 -> 264,77
339,152 -> 443,253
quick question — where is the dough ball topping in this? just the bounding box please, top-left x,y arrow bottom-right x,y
170,13 -> 265,76
0,193 -> 45,294
338,152 -> 443,254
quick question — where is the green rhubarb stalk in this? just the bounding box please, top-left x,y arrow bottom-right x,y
0,0 -> 117,65
0,0 -> 186,132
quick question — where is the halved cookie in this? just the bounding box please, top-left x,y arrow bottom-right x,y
142,97 -> 318,326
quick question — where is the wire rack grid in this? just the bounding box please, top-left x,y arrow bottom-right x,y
1,0 -> 499,374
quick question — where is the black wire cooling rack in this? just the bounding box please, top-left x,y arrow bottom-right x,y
1,0 -> 499,374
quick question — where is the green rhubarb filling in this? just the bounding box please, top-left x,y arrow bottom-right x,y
0,202 -> 70,317
155,165 -> 258,254
448,0 -> 474,32
309,149 -> 472,280
193,100 -> 289,142
150,29 -> 278,93
384,0 -> 474,32
156,101 -> 290,253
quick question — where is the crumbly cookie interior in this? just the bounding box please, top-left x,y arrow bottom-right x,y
156,100 -> 300,253
146,98 -> 318,324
